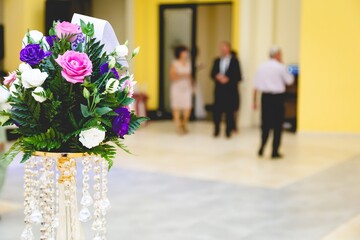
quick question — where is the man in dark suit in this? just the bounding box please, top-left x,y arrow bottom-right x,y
211,42 -> 242,138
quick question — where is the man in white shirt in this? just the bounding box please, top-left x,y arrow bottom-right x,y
253,46 -> 294,158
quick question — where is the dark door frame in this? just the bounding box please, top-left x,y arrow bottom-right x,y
159,4 -> 197,118
157,2 -> 232,120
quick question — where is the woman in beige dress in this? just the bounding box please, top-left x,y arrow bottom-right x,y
170,46 -> 193,134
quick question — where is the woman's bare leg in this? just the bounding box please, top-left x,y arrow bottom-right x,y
173,109 -> 183,134
182,109 -> 191,133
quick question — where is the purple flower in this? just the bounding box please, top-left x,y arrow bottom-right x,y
20,44 -> 51,66
71,33 -> 85,50
100,62 -> 109,75
45,35 -> 56,48
100,62 -> 119,79
112,107 -> 131,137
111,68 -> 119,79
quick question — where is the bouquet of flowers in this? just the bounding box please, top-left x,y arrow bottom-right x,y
0,20 -> 148,168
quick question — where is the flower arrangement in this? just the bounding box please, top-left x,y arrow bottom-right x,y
0,20 -> 148,168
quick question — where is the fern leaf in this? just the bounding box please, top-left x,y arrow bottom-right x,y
0,140 -> 22,168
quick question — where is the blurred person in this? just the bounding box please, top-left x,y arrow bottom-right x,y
211,42 -> 241,138
253,46 -> 294,159
230,50 -> 242,133
169,45 -> 193,134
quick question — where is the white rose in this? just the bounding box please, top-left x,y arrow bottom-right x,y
22,30 -> 44,48
10,79 -> 21,96
105,78 -> 120,94
79,128 -> 106,149
108,56 -> 116,69
21,69 -> 48,88
0,86 -> 10,103
31,87 -> 47,103
115,44 -> 128,58
19,63 -> 32,73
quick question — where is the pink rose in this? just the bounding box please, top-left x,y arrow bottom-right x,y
55,21 -> 81,42
120,74 -> 137,97
55,51 -> 92,84
4,71 -> 17,85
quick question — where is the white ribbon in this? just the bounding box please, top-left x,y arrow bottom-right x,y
71,13 -> 128,68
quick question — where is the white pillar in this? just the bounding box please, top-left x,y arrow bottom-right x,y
239,0 -> 275,128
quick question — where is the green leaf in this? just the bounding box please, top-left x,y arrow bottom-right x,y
94,95 -> 102,104
0,141 -> 22,168
68,112 -> 79,129
95,107 -> 112,116
80,19 -> 95,37
121,97 -> 134,106
127,113 -> 150,135
80,104 -> 92,118
112,138 -> 132,155
20,151 -> 33,163
22,128 -> 64,151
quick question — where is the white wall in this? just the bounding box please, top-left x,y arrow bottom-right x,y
239,0 -> 301,128
274,0 -> 301,64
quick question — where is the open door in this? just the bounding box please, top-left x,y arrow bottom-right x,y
158,3 -> 232,120
159,4 -> 196,118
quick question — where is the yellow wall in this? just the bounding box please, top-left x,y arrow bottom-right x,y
133,0 -> 240,110
3,0 -> 46,71
299,0 -> 360,132
92,0 -> 127,43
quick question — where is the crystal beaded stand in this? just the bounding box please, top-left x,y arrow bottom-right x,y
21,152 -> 110,240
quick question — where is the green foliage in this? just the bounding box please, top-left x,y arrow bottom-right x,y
128,112 -> 150,135
0,141 -> 22,168
23,128 -> 64,151
121,97 -> 134,106
8,92 -> 42,134
112,138 -> 132,155
86,38 -> 105,79
80,19 -> 95,37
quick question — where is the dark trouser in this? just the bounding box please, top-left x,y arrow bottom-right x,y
260,93 -> 285,155
213,105 -> 235,135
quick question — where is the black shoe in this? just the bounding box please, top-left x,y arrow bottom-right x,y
214,129 -> 220,138
226,131 -> 231,139
271,153 -> 283,159
258,148 -> 264,157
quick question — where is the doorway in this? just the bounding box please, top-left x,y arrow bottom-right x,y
159,3 -> 232,119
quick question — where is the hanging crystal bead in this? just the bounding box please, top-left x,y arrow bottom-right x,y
79,206 -> 92,222
20,225 -> 34,240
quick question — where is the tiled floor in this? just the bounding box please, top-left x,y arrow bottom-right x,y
0,121 -> 360,239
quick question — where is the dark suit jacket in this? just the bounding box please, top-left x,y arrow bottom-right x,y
211,56 -> 242,111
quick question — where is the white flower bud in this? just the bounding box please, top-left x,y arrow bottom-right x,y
132,47 -> 140,58
31,87 -> 47,103
115,44 -> 128,58
0,86 -> 10,103
105,78 -> 120,94
19,63 -> 32,73
22,30 -> 45,48
108,56 -> 116,69
83,87 -> 90,99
